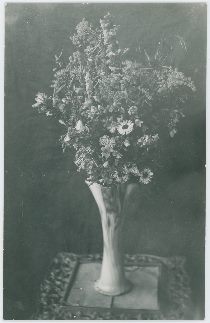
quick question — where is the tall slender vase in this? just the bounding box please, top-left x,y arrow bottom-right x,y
87,182 -> 133,296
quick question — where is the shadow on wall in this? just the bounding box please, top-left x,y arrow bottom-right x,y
4,3 -> 206,319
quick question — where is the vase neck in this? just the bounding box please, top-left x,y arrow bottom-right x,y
87,183 -> 126,222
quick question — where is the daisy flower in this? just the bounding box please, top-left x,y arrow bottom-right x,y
139,168 -> 153,184
117,120 -> 134,135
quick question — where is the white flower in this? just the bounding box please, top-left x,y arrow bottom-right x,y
58,104 -> 65,112
99,136 -> 115,147
75,120 -> 84,132
93,96 -> 100,102
123,163 -> 139,176
85,125 -> 90,133
32,92 -> 47,107
103,161 -> 109,168
139,168 -> 153,184
117,117 -> 123,123
112,170 -> 121,182
138,135 -> 149,146
129,165 -> 140,176
83,99 -> 92,108
46,111 -> 52,116
121,174 -> 129,183
59,120 -> 66,125
135,119 -> 143,127
128,106 -> 138,115
109,66 -> 119,72
74,86 -> 83,94
109,138 -> 116,147
64,133 -> 70,142
137,134 -> 159,147
85,71 -> 93,97
170,129 -> 177,138
99,135 -> 110,146
106,51 -> 116,58
101,146 -> 113,159
109,126 -> 116,133
90,106 -> 97,114
117,120 -> 134,135
153,134 -> 159,141
107,121 -> 117,133
124,139 -> 130,147
112,150 -> 122,159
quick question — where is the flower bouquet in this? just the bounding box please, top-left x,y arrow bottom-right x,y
33,13 -> 195,295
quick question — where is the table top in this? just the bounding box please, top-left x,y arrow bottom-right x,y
33,252 -> 192,320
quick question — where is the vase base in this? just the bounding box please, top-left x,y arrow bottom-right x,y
94,279 -> 132,296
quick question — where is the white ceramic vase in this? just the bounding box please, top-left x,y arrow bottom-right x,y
87,182 -> 136,296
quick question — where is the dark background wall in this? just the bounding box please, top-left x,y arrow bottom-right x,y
4,3 -> 206,319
